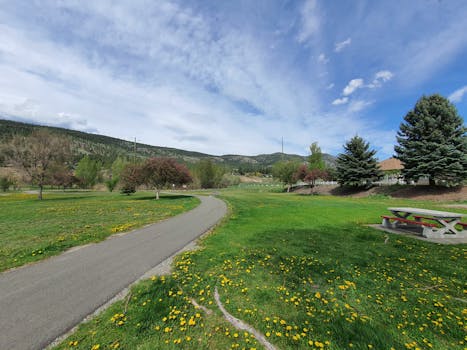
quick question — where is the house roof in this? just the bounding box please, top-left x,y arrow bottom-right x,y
378,157 -> 403,171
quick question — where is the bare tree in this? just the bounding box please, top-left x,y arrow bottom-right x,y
5,129 -> 71,200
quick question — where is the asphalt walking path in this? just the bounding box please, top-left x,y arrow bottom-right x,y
0,195 -> 227,350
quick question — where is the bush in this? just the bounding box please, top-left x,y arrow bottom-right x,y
105,177 -> 119,192
219,174 -> 241,188
0,176 -> 12,192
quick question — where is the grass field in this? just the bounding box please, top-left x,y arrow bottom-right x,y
53,190 -> 467,350
0,191 -> 199,272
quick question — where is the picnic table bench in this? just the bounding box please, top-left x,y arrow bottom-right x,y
382,207 -> 466,238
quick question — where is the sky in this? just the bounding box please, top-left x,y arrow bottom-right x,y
0,0 -> 466,159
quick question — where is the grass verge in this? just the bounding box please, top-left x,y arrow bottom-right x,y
54,190 -> 466,349
0,191 -> 199,272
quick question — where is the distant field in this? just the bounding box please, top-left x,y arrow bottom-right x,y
0,191 -> 199,272
55,190 -> 466,350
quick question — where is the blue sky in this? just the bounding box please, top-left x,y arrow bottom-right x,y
0,0 -> 466,159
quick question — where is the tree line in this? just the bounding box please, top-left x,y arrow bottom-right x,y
1,131 -> 239,199
272,94 -> 466,190
1,94 -> 465,198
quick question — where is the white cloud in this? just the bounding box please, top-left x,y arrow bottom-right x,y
332,97 -> 348,105
342,78 -> 364,96
368,70 -> 394,88
318,53 -> 328,64
334,38 -> 351,52
0,2 -> 412,160
297,0 -> 320,43
348,100 -> 372,113
0,4 -> 323,156
374,70 -> 393,82
448,86 -> 467,103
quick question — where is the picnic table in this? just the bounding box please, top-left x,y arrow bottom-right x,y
382,207 -> 466,238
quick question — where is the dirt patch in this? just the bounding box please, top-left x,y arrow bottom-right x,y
293,184 -> 467,201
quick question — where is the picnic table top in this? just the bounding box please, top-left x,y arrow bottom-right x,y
388,207 -> 465,218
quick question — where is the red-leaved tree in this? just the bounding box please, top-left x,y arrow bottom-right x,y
119,164 -> 143,195
294,164 -> 329,192
142,158 -> 192,199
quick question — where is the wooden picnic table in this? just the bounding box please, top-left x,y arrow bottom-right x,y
384,207 -> 466,238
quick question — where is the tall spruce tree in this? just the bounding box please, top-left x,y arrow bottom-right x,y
336,136 -> 382,187
394,94 -> 466,186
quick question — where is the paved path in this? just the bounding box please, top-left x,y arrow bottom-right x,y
0,195 -> 227,350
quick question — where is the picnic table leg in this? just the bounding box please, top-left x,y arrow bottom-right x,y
437,219 -> 461,235
422,226 -> 433,238
391,211 -> 412,219
382,217 -> 392,228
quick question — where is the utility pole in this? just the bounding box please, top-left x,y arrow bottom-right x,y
281,137 -> 284,160
134,137 -> 137,164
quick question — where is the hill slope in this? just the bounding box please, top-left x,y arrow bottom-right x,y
0,119 -> 336,169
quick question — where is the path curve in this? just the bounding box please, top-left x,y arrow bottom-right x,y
0,195 -> 227,350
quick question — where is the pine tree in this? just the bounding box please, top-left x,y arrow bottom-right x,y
394,94 -> 466,186
336,136 -> 382,187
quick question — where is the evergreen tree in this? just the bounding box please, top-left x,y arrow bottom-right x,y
336,136 -> 382,187
394,94 -> 466,186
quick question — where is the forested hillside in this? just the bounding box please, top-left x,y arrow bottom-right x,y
0,119 -> 336,170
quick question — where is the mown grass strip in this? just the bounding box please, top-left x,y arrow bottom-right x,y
0,191 -> 199,272
54,190 -> 466,350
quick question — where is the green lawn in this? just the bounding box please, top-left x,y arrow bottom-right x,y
0,191 -> 199,272
53,190 -> 466,350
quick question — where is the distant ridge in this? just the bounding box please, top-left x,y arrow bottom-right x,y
0,118 -> 336,169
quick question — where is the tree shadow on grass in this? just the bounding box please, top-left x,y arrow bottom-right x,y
132,194 -> 194,201
41,195 -> 99,202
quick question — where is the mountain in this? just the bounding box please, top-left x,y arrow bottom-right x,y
0,119 -> 336,170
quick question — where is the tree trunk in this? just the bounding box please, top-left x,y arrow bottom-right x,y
429,177 -> 436,186
38,184 -> 43,200
155,189 -> 160,200
287,185 -> 290,193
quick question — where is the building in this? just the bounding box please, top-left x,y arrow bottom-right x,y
378,158 -> 404,184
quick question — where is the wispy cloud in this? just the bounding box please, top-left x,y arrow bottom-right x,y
374,70 -> 393,82
348,100 -> 372,113
448,85 -> 467,103
297,0 -> 320,43
367,70 -> 394,88
343,78 -> 364,96
317,53 -> 328,64
0,2 -> 323,156
332,97 -> 348,105
334,38 -> 351,52
0,1 -> 465,160
387,10 -> 467,88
